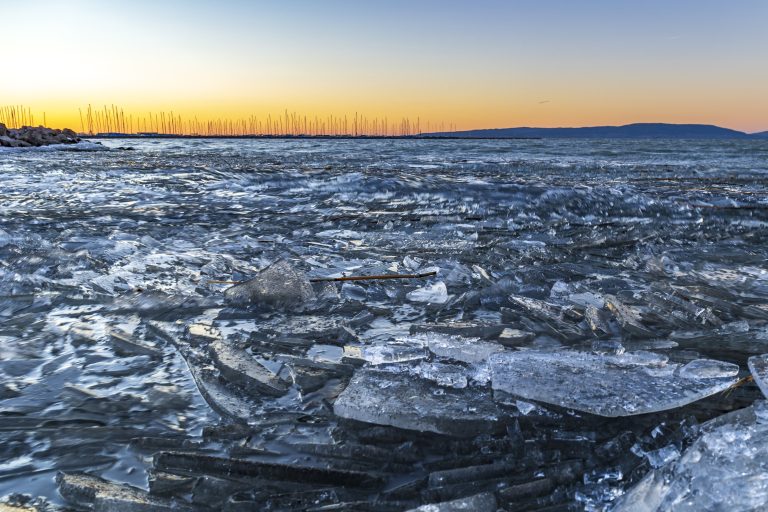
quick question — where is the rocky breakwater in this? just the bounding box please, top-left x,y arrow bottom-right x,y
0,123 -> 81,147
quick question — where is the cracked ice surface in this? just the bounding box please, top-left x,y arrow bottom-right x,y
2,138 -> 768,510
614,402 -> 768,511
490,350 -> 739,417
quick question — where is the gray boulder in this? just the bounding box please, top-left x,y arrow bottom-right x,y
0,125 -> 81,147
0,135 -> 30,148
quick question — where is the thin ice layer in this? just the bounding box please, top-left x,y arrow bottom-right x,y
613,402 -> 768,511
333,367 -> 504,436
490,350 -> 738,417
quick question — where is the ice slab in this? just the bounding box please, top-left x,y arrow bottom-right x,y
224,260 -> 315,307
209,338 -> 290,396
334,367 -> 504,436
57,472 -> 189,511
490,350 -> 738,417
613,402 -> 768,511
407,492 -> 497,512
748,354 -> 768,398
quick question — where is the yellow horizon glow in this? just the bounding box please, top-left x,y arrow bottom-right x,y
3,95 -> 765,135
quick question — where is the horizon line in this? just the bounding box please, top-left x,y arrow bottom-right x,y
1,104 -> 764,136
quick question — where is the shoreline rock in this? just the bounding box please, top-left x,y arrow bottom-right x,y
0,123 -> 81,147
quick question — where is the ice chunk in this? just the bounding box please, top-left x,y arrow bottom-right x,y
614,402 -> 768,511
406,492 -> 497,512
678,359 -> 739,379
592,340 -> 625,355
720,319 -> 750,334
411,321 -> 507,339
334,367 -> 504,436
411,361 -> 468,389
748,354 -> 768,398
645,444 -> 680,468
343,343 -> 427,365
585,305 -> 612,337
604,350 -> 668,368
604,295 -> 655,338
489,350 -> 738,417
497,328 -> 535,346
187,322 -> 221,343
508,295 -> 584,340
57,472 -> 189,511
224,260 -> 315,308
407,281 -> 449,303
0,228 -> 10,248
209,338 -> 290,396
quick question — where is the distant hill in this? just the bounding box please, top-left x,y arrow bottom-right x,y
751,131 -> 768,138
424,123 -> 762,139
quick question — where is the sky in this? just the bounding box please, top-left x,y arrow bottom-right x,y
2,0 -> 767,133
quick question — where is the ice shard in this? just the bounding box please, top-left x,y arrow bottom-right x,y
604,295 -> 656,338
333,367 -> 505,436
208,338 -> 290,396
490,350 -> 739,417
748,354 -> 768,398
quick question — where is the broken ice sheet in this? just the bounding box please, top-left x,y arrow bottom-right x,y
333,367 -> 505,436
613,401 -> 768,511
490,350 -> 739,417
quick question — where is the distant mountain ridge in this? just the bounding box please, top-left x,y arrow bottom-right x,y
424,123 -> 767,139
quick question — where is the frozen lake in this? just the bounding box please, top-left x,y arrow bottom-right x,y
1,137 -> 768,510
